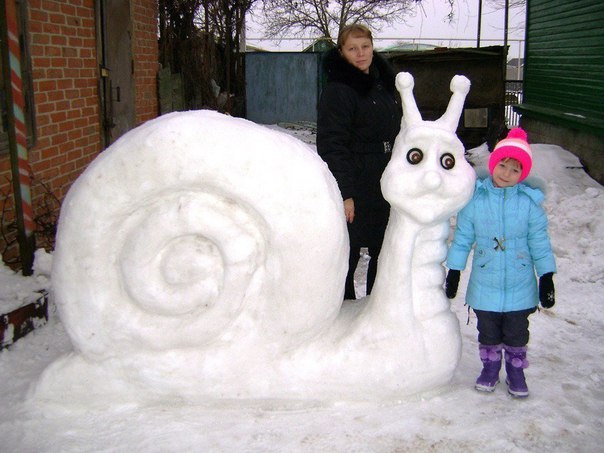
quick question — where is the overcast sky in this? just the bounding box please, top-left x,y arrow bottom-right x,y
246,0 -> 526,58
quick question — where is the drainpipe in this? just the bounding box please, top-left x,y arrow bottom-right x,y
504,0 -> 509,58
477,0 -> 482,47
1,0 -> 35,274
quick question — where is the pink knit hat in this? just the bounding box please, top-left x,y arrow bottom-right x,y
488,128 -> 533,182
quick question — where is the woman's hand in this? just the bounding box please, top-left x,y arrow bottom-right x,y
344,198 -> 355,223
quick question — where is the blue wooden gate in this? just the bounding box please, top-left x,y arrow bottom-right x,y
245,52 -> 320,124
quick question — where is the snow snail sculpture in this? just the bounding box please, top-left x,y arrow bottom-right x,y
34,73 -> 476,404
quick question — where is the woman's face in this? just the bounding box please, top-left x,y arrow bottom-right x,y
340,34 -> 373,74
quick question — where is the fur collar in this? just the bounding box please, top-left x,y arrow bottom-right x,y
477,177 -> 545,205
322,48 -> 397,96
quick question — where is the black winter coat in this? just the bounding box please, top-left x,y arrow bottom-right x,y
317,49 -> 401,246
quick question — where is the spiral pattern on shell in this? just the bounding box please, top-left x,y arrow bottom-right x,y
52,111 -> 348,357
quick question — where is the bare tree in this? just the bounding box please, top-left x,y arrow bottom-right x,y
486,0 -> 525,8
483,0 -> 526,40
158,0 -> 256,114
484,0 -> 526,26
201,0 -> 256,97
159,0 -> 203,74
259,0 -> 424,40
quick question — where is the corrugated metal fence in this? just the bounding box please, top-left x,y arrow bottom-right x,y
505,80 -> 523,127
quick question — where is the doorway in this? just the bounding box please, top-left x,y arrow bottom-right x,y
96,0 -> 135,146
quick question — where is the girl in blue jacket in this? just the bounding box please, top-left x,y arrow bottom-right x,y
445,128 -> 556,398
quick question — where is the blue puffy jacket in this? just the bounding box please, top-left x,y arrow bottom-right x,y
446,177 -> 557,312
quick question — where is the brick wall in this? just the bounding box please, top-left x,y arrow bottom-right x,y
27,0 -> 101,201
0,0 -> 158,267
132,0 -> 159,124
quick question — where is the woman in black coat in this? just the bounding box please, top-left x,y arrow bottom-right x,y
317,24 -> 402,300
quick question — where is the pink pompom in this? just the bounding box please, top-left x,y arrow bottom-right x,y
511,357 -> 529,369
507,127 -> 527,141
487,350 -> 501,361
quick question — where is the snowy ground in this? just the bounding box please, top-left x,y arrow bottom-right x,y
1,124 -> 603,452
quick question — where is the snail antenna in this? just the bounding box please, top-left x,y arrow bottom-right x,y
396,72 -> 423,130
435,75 -> 471,132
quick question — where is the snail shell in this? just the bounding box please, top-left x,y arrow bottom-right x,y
52,111 -> 348,357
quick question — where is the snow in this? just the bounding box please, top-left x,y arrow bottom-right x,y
26,92 -> 474,405
1,118 -> 603,451
0,249 -> 50,314
33,77 -> 478,406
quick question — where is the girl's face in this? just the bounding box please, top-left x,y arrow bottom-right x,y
492,158 -> 522,188
340,35 -> 373,74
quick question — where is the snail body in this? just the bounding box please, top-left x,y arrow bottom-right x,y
33,74 -> 476,404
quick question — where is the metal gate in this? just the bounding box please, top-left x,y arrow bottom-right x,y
245,52 -> 320,124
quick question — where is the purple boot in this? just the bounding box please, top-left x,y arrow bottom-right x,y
475,344 -> 503,392
504,345 -> 529,398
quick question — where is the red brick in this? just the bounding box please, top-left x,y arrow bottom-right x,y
1,0 -> 158,263
62,47 -> 78,58
48,13 -> 66,25
60,3 -> 76,16
37,80 -> 57,91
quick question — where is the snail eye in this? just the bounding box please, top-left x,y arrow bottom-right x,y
440,153 -> 455,170
406,148 -> 423,165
